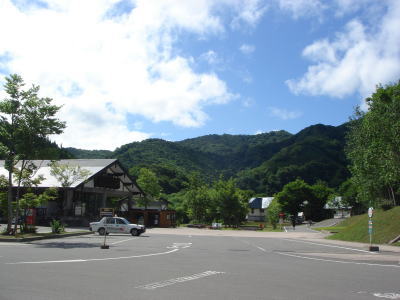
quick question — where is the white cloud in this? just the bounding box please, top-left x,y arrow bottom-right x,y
239,44 -> 255,55
268,107 -> 302,120
200,50 -> 220,65
277,0 -> 326,19
230,0 -> 267,29
242,97 -> 254,107
286,0 -> 400,99
0,0 -> 259,150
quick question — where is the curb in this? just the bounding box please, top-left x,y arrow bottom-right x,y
0,231 -> 93,242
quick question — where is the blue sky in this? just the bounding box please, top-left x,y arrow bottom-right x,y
0,0 -> 399,149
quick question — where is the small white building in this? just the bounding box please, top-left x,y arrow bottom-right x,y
247,197 -> 274,222
324,196 -> 352,219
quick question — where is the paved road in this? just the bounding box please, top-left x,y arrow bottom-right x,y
0,229 -> 399,300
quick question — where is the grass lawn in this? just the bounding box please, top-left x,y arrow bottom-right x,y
313,226 -> 347,233
318,207 -> 400,245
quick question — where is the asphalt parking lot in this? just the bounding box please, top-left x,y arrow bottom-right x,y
0,229 -> 399,300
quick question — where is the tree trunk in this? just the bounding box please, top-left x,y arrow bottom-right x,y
389,186 -> 396,206
6,159 -> 13,234
13,159 -> 25,236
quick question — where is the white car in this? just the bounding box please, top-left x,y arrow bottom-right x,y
89,217 -> 145,236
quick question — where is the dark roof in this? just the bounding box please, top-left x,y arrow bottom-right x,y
249,198 -> 262,209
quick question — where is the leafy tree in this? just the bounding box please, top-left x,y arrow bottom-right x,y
346,81 -> 400,208
0,175 -> 9,219
185,185 -> 212,223
275,179 -> 316,217
18,188 -> 57,233
308,181 -> 333,221
211,178 -> 248,227
50,161 -> 91,188
182,172 -> 211,223
267,198 -> 281,229
49,161 -> 91,213
165,191 -> 189,225
0,74 -> 65,234
136,168 -> 162,209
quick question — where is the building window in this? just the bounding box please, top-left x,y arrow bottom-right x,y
251,208 -> 254,214
260,209 -> 265,213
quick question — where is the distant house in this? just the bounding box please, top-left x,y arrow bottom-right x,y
0,159 -> 144,226
247,197 -> 274,221
324,196 -> 352,218
127,197 -> 176,228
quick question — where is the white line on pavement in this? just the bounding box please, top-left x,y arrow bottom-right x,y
280,238 -> 377,254
373,292 -> 400,299
257,246 -> 266,252
110,238 -> 133,245
0,243 -> 30,246
135,271 -> 225,290
7,248 -> 180,265
276,252 -> 400,268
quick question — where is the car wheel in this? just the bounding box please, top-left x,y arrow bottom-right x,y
98,228 -> 106,235
131,228 -> 138,236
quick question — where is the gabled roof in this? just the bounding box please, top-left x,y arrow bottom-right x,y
0,159 -> 123,189
249,197 -> 274,209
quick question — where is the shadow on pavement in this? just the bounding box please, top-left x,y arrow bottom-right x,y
31,241 -> 100,249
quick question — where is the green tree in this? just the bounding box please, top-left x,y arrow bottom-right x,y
50,161 -> 91,188
49,161 -> 91,213
0,175 -> 9,219
346,81 -> 400,208
0,74 -> 65,234
18,188 -> 57,233
212,178 -> 248,227
182,172 -> 211,223
266,198 -> 281,229
136,168 -> 162,209
275,179 -> 316,217
308,181 -> 333,221
185,185 -> 212,223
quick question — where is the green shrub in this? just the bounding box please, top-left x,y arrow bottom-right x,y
50,219 -> 65,234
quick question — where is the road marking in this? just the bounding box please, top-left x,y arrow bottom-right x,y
280,238 -> 377,254
373,292 -> 400,299
0,243 -> 30,246
7,248 -> 180,265
110,238 -> 133,245
167,242 -> 192,249
276,252 -> 400,268
235,238 -> 266,253
135,271 -> 225,290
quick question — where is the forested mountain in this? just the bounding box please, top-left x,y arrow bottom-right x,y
65,123 -> 350,195
236,124 -> 350,194
64,148 -> 113,159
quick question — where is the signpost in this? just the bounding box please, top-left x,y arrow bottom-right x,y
368,207 -> 379,252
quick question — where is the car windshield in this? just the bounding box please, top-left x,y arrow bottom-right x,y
119,218 -> 129,224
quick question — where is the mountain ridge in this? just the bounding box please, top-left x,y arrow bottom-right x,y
65,123 -> 349,194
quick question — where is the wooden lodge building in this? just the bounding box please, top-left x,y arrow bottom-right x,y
0,159 -> 176,227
